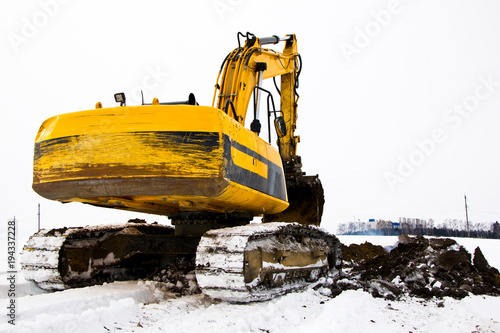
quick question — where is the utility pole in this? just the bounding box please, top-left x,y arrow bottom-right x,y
464,195 -> 469,237
38,203 -> 41,231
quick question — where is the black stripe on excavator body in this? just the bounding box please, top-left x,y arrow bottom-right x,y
223,135 -> 287,201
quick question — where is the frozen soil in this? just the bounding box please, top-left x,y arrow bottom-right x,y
139,257 -> 200,300
325,235 -> 500,301
142,235 -> 500,303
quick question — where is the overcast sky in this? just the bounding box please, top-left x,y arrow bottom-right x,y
1,0 -> 500,239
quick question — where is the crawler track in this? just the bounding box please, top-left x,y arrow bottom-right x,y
195,222 -> 342,302
22,221 -> 342,302
21,223 -> 199,290
21,228 -> 70,290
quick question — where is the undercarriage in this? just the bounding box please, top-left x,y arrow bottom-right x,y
21,217 -> 341,302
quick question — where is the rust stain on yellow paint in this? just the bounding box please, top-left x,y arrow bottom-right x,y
34,131 -> 223,183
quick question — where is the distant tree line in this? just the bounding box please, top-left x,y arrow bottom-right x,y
337,219 -> 500,239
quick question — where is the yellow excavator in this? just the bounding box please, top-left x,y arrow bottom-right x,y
21,33 -> 341,302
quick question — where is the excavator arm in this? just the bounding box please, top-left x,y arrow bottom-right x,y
214,33 -> 299,161
213,33 -> 324,225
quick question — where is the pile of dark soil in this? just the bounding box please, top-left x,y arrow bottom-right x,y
326,235 -> 500,300
142,257 -> 200,297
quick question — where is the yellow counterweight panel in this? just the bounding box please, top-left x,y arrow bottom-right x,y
34,131 -> 222,183
73,180 -> 288,216
33,105 -> 288,216
35,105 -> 224,142
232,147 -> 268,179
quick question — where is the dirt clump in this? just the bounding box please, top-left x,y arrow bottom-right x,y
341,242 -> 387,265
140,256 -> 201,298
325,235 -> 500,300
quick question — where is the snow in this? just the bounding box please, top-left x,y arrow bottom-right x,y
1,236 -> 499,332
0,279 -> 154,333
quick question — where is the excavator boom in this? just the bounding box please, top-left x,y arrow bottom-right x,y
214,32 -> 324,225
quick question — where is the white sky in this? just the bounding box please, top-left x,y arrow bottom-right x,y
1,0 -> 500,238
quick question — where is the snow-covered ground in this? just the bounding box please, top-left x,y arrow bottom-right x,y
1,235 -> 499,333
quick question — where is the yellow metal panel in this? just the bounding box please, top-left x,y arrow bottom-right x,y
34,131 -> 223,183
36,105 -> 224,142
232,147 -> 268,179
71,179 -> 288,216
218,181 -> 289,214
